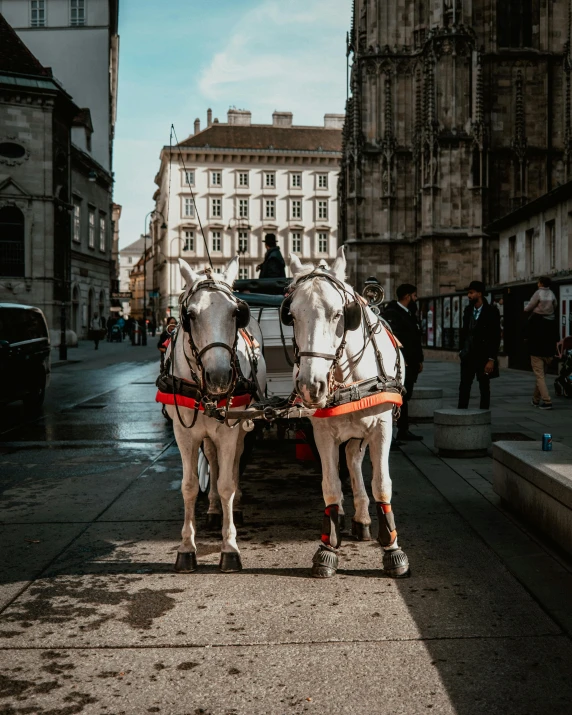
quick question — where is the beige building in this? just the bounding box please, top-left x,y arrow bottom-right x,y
152,109 -> 343,319
341,0 -> 572,298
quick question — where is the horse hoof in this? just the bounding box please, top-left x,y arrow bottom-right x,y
351,520 -> 372,541
383,548 -> 410,578
219,552 -> 242,573
174,552 -> 197,573
206,512 -> 222,530
311,546 -> 338,579
233,511 -> 244,527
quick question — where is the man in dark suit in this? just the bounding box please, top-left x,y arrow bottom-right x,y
384,283 -> 424,441
458,281 -> 501,409
257,233 -> 286,279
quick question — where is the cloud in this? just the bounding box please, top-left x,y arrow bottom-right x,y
198,0 -> 350,123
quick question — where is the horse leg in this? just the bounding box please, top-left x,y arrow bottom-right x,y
232,430 -> 246,527
346,439 -> 372,541
203,438 -> 222,530
213,433 -> 242,573
173,425 -> 200,573
369,412 -> 410,577
311,425 -> 343,578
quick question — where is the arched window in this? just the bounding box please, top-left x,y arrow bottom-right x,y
0,206 -> 25,277
497,0 -> 533,48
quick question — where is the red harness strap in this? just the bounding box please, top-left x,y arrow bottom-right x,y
156,391 -> 252,411
312,390 -> 402,418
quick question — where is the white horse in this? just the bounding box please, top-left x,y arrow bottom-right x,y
283,247 -> 409,579
161,257 -> 266,573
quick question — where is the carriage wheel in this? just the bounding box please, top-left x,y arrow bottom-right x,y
198,445 -> 210,493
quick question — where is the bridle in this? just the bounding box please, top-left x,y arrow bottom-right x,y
168,272 -> 251,427
280,270 -> 362,383
281,269 -> 402,400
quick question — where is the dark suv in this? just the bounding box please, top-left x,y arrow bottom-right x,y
0,303 -> 51,407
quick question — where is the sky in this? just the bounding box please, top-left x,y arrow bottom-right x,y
114,0 -> 351,248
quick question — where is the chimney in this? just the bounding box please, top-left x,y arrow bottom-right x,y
227,108 -> 252,126
272,111 -> 293,127
194,118 -> 200,134
324,113 -> 345,129
207,108 -> 213,127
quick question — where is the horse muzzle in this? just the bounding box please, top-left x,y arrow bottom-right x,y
296,378 -> 328,409
204,368 -> 233,397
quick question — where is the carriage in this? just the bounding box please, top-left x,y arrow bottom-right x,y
156,251 -> 409,579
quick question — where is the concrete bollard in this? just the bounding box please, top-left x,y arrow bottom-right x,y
408,387 -> 443,422
434,408 -> 492,457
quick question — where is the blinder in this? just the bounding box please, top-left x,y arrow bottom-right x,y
180,305 -> 191,333
235,300 -> 251,329
280,296 -> 293,327
280,296 -> 362,332
343,301 -> 362,332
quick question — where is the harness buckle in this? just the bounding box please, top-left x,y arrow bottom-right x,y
202,398 -> 225,423
350,385 -> 360,402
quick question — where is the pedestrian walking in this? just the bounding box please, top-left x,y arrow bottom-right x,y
256,233 -> 286,279
458,281 -> 501,409
89,313 -> 102,351
524,277 -> 559,410
383,283 -> 424,441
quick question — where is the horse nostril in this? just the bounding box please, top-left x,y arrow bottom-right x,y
228,369 -> 233,383
205,371 -> 211,384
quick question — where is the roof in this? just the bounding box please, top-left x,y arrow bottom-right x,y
0,13 -> 51,77
487,180 -> 572,233
178,124 -> 342,154
120,237 -> 145,255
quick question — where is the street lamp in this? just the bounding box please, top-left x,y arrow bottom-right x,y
142,209 -> 167,346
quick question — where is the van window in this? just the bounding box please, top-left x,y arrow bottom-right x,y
0,308 -> 48,344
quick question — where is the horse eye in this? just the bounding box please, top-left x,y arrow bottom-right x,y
188,311 -> 197,320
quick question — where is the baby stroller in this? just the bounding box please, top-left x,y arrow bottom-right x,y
109,324 -> 123,343
555,337 -> 572,398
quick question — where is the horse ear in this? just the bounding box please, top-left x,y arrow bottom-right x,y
290,254 -> 304,277
223,255 -> 240,285
178,258 -> 198,289
331,246 -> 347,281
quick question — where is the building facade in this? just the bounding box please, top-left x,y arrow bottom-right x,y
152,108 -> 343,320
0,0 -> 119,172
486,180 -> 572,368
0,14 -> 77,335
69,143 -> 114,336
0,0 -> 120,339
341,0 -> 572,297
118,236 -> 144,316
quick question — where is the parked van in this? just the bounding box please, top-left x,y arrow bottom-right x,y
0,303 -> 51,407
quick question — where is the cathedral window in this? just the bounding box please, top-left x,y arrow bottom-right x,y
0,207 -> 25,277
497,0 -> 533,48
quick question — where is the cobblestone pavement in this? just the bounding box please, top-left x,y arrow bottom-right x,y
1,349 -> 572,714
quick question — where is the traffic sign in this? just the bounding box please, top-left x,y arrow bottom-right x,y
112,292 -> 132,299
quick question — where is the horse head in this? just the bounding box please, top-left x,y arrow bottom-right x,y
177,256 -> 247,397
286,247 -> 360,408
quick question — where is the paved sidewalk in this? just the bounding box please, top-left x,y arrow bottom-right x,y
1,359 -> 572,713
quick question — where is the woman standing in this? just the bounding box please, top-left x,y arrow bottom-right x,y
525,279 -> 559,410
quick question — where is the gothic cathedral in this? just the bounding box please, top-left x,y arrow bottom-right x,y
340,0 -> 572,294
